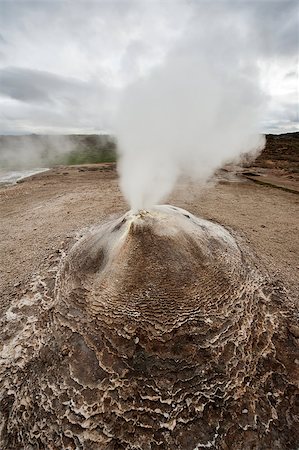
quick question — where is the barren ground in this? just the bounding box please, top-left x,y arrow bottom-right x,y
0,164 -> 298,314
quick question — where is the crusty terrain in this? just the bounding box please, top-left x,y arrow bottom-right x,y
1,204 -> 298,449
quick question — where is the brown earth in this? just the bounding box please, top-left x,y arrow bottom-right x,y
0,163 -> 298,315
241,131 -> 299,192
255,132 -> 299,175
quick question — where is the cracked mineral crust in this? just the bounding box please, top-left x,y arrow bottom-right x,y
0,205 -> 298,449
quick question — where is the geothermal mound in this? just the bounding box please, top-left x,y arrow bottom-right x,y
0,205 -> 298,449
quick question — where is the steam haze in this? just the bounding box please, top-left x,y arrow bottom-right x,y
0,135 -> 75,169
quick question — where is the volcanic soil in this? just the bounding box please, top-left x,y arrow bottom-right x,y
0,163 -> 298,314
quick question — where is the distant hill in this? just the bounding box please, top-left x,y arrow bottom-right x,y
0,132 -> 298,171
255,132 -> 299,173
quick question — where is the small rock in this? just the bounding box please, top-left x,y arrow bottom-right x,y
288,325 -> 299,338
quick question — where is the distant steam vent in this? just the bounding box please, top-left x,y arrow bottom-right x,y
0,134 -> 117,170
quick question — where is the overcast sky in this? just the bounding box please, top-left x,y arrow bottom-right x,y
0,0 -> 298,135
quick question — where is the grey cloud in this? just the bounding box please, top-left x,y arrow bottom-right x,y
0,0 -> 297,134
245,0 -> 299,58
0,67 -> 112,106
0,67 -> 116,134
0,67 -> 75,103
190,0 -> 299,60
262,118 -> 299,134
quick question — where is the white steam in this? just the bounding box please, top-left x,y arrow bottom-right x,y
0,135 -> 75,169
115,9 -> 265,210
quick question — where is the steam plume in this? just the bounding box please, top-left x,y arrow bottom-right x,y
115,9 -> 265,210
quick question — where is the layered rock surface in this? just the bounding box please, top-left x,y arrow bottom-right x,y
0,205 -> 298,449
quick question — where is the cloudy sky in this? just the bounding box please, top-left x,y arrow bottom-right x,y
0,0 -> 298,135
